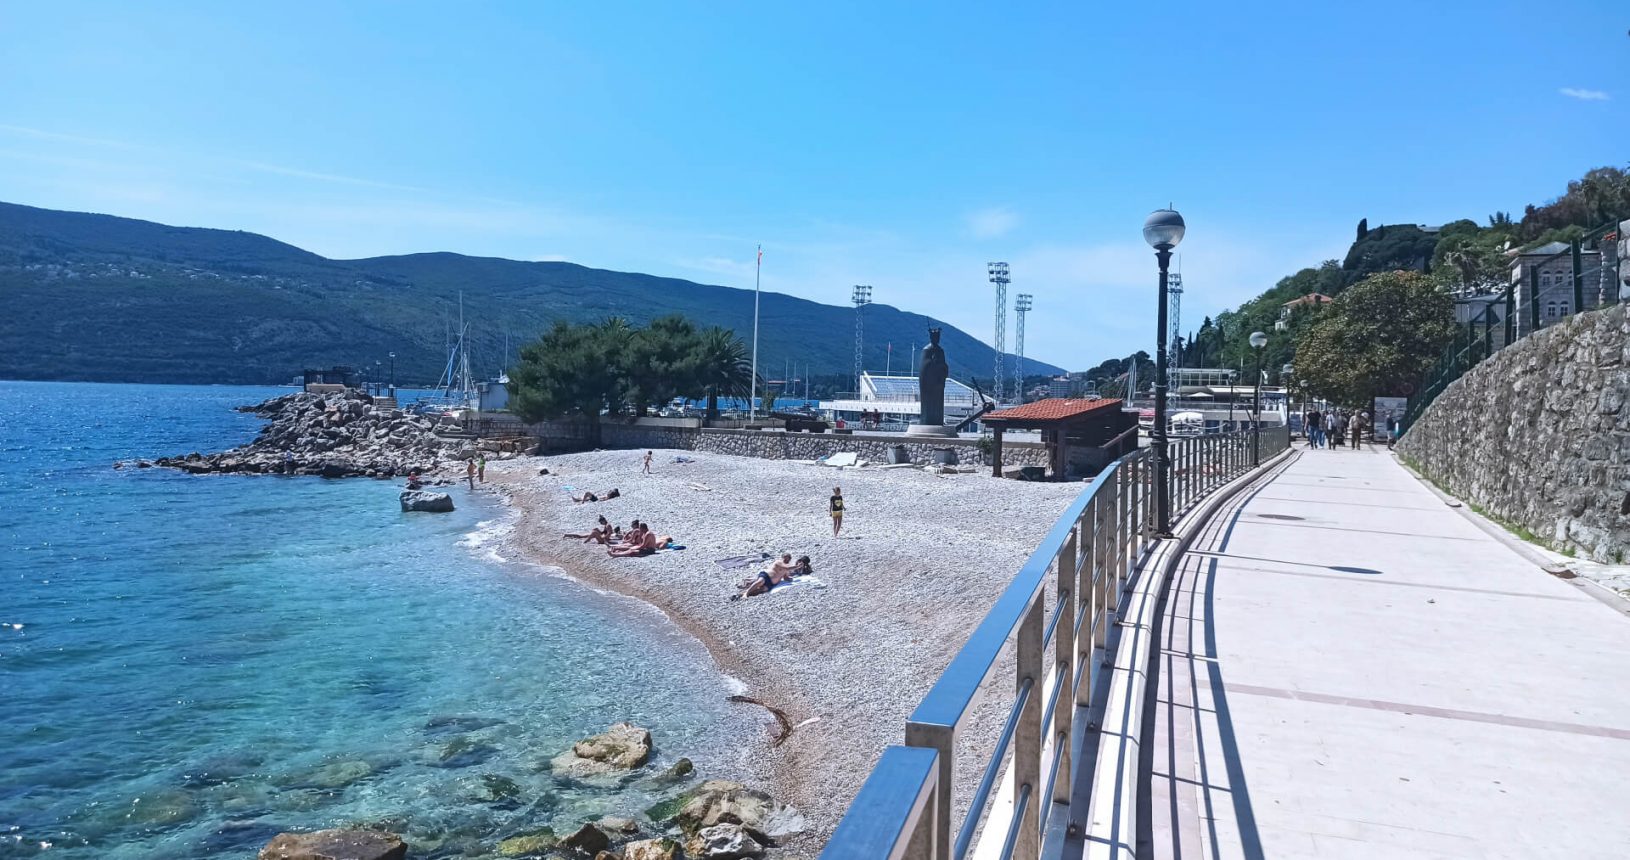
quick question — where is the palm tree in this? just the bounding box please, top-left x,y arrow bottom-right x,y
693,326 -> 753,419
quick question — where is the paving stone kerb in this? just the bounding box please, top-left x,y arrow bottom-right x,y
1398,303 -> 1629,562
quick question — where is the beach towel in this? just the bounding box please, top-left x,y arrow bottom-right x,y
715,553 -> 769,570
768,576 -> 828,595
672,455 -> 696,464
659,544 -> 687,552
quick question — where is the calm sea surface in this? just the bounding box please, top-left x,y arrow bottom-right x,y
0,382 -> 751,859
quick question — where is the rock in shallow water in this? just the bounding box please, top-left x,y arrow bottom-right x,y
400,490 -> 455,513
551,722 -> 652,778
658,780 -> 803,843
686,823 -> 763,859
624,837 -> 680,860
259,828 -> 406,860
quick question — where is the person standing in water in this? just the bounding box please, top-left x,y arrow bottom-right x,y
466,459 -> 477,490
477,454 -> 486,483
829,486 -> 845,537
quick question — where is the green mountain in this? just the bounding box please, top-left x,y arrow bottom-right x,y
0,201 -> 1061,386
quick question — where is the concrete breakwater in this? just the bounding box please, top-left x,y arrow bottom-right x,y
1399,303 -> 1629,562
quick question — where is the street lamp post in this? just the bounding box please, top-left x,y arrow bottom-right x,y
1250,331 -> 1267,465
1143,208 -> 1185,536
389,352 -> 396,394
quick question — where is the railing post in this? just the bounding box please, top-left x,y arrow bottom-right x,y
1014,595 -> 1045,860
1114,459 -> 1127,586
1092,490 -> 1111,650
1076,501 -> 1095,705
903,720 -> 954,860
1053,526 -> 1076,800
1100,475 -> 1119,615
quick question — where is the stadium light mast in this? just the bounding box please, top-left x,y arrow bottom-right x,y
851,285 -> 873,395
1168,268 -> 1184,384
1014,293 -> 1033,402
987,262 -> 1009,402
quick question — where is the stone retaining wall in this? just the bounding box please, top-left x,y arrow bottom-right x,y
597,421 -> 1051,469
1397,304 -> 1629,562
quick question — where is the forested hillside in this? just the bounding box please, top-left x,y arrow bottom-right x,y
0,202 -> 1059,385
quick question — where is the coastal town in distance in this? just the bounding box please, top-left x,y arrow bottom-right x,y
2,4 -> 1628,860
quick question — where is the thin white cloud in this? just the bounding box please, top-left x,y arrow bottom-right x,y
0,123 -> 138,149
231,160 -> 431,194
965,206 -> 1020,239
1560,87 -> 1610,102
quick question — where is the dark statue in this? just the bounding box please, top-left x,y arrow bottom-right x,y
919,327 -> 949,426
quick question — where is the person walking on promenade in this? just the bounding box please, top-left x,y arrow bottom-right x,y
1352,412 -> 1365,450
1306,409 -> 1323,449
642,450 -> 653,475
1330,411 -> 1346,448
829,486 -> 845,537
477,454 -> 486,483
466,458 -> 477,490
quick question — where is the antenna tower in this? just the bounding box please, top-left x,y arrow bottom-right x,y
851,285 -> 872,394
987,262 -> 1009,402
1014,293 -> 1032,401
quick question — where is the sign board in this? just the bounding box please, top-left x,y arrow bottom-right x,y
1373,397 -> 1407,441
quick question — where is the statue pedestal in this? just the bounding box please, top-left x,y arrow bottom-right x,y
906,423 -> 959,438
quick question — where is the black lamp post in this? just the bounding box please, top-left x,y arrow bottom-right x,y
1143,208 -> 1185,536
1249,331 -> 1267,465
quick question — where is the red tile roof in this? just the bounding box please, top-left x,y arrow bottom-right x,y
1282,292 -> 1333,308
985,397 -> 1125,423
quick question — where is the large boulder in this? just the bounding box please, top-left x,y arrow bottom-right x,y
560,822 -> 611,854
623,838 -> 679,860
259,829 -> 406,860
686,824 -> 763,860
660,781 -> 803,843
401,490 -> 455,513
551,723 -> 652,778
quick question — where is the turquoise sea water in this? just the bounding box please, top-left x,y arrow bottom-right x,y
0,382 -> 751,859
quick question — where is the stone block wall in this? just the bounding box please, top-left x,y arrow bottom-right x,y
1397,304 -> 1629,562
594,420 -> 1051,469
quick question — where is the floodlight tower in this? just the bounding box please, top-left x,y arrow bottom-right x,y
1167,271 -> 1184,383
987,262 -> 1009,402
851,285 -> 873,394
1013,293 -> 1033,401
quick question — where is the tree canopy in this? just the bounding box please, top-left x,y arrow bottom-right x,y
1292,271 -> 1455,407
508,316 -> 759,438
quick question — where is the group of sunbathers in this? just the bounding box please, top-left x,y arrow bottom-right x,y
564,516 -> 676,556
731,552 -> 814,600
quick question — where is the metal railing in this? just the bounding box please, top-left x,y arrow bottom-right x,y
822,427 -> 1289,860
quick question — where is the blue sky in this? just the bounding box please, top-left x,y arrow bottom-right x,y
2,1 -> 1624,369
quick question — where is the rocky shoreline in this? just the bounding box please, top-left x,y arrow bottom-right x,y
257,722 -> 801,860
151,391 -> 464,479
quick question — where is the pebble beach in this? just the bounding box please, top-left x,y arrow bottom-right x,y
488,448 -> 1084,851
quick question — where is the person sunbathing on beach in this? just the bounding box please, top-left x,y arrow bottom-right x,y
609,524 -> 659,557
733,553 -> 798,599
572,487 -> 620,504
564,515 -> 613,544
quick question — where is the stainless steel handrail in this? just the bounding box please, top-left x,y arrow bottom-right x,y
820,430 -> 1288,860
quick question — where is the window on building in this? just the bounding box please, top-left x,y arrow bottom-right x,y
1541,274 -> 1552,287
1559,301 -> 1571,316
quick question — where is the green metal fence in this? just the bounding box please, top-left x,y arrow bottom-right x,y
1400,220 -> 1624,435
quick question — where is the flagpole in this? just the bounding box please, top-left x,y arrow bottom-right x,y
749,244 -> 762,421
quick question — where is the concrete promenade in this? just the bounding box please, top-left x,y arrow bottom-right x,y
1145,446 -> 1630,859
